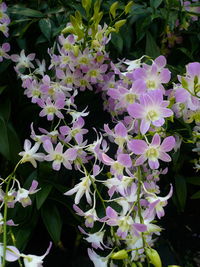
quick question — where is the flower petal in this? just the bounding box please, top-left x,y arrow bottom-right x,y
128,140 -> 147,154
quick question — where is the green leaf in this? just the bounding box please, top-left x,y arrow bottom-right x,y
0,60 -> 11,73
41,203 -> 62,244
150,0 -> 163,8
178,48 -> 194,61
8,6 -> 44,18
125,1 -> 134,14
36,184 -> 53,210
110,1 -> 119,19
13,208 -> 39,250
175,175 -> 187,211
186,176 -> 200,185
145,31 -> 160,58
23,170 -> 38,189
136,16 -> 151,43
7,123 -> 21,164
0,86 -> 6,95
111,32 -> 123,53
39,18 -> 52,41
19,19 -> 37,38
0,98 -> 11,122
0,116 -> 9,159
191,190 -> 200,199
36,35 -> 48,45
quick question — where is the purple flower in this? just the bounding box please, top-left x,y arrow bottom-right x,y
128,133 -> 175,169
102,153 -> 132,177
37,97 -> 65,121
11,50 -> 35,69
0,42 -> 10,61
19,139 -> 45,168
132,56 -> 171,91
15,180 -> 39,207
128,90 -> 173,134
43,140 -> 77,171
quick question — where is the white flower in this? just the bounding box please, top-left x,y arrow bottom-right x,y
19,140 -> 45,168
64,175 -> 93,205
11,50 -> 35,69
0,244 -> 20,264
88,248 -> 109,267
21,242 -> 52,267
15,180 -> 40,207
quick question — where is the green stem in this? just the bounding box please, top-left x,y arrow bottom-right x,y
136,166 -> 150,267
2,161 -> 21,267
2,178 -> 12,267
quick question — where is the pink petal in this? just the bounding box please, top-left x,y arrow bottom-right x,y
140,119 -> 151,135
27,53 -> 35,60
106,206 -> 118,219
5,246 -> 20,262
52,161 -> 61,171
135,154 -> 146,166
159,151 -> 171,162
127,103 -> 144,118
64,148 -> 77,160
29,180 -> 38,192
133,223 -> 147,232
59,125 -> 70,135
128,140 -> 147,154
102,153 -> 114,165
160,107 -> 173,118
43,140 -> 53,153
151,133 -> 161,146
160,69 -> 171,83
114,122 -> 127,137
117,154 -> 132,167
160,136 -> 175,152
148,159 -> 159,169
24,139 -> 31,151
2,42 -> 10,52
154,55 -> 166,68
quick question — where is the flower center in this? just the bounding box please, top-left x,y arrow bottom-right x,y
47,106 -> 56,114
64,43 -> 72,50
65,77 -> 73,84
54,154 -> 63,161
125,93 -> 135,104
79,57 -> 89,64
147,110 -> 159,121
146,80 -> 156,89
80,79 -> 87,86
146,147 -> 159,160
89,70 -> 98,77
32,90 -> 41,97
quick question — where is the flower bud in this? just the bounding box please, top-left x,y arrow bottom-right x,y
131,263 -> 137,267
145,248 -> 162,267
125,1 -> 134,14
61,26 -> 75,34
114,19 -> 126,32
110,1 -> 119,19
110,249 -> 128,260
73,45 -> 79,57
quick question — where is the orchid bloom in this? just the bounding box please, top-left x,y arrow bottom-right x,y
128,133 -> 175,169
21,242 -> 52,267
19,140 -> 45,168
128,89 -> 173,134
15,180 -> 40,207
43,140 -> 77,171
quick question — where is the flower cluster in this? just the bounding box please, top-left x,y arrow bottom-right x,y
4,1 -> 199,266
169,62 -> 200,170
11,26 -> 179,265
0,2 -> 10,62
